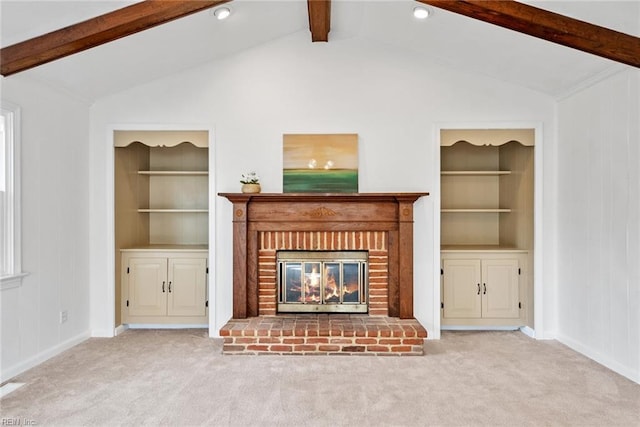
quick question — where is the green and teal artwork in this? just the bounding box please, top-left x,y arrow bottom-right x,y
283,134 -> 358,193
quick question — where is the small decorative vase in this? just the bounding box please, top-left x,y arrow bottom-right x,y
241,183 -> 261,194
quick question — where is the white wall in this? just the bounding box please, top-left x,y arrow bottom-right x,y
556,69 -> 640,383
0,76 -> 91,382
89,31 -> 556,339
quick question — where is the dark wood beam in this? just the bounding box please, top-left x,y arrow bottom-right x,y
418,0 -> 640,69
0,0 -> 232,76
307,0 -> 331,42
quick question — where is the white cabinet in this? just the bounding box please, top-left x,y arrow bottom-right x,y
122,249 -> 208,325
441,252 -> 524,326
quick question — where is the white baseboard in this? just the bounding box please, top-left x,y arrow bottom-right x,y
519,326 -> 535,338
114,324 -> 129,336
441,325 -> 520,331
126,323 -> 208,329
91,328 -> 115,338
1,331 -> 90,383
556,333 -> 640,385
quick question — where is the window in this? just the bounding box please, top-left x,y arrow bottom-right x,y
1,101 -> 24,288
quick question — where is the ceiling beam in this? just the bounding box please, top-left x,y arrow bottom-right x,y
0,0 -> 232,77
308,0 -> 331,42
418,0 -> 640,69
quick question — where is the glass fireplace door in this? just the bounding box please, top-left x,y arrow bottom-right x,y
278,251 -> 368,313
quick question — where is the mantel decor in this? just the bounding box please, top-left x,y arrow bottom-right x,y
218,192 -> 429,319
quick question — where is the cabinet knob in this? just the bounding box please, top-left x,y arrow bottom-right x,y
483,283 -> 487,295
168,281 -> 172,293
162,281 -> 166,293
477,283 -> 480,295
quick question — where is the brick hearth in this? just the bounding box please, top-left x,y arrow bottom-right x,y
221,314 -> 427,356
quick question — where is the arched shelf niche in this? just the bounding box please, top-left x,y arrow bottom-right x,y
114,130 -> 208,148
440,128 -> 534,147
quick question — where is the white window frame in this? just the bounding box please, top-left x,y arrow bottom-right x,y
1,101 -> 26,289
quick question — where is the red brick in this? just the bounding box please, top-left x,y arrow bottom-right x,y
259,337 -> 283,344
236,337 -> 258,344
306,337 -> 329,344
367,345 -> 390,352
270,345 -> 293,352
391,346 -> 412,352
283,338 -> 305,344
402,338 -> 424,345
342,346 -> 365,352
318,345 -> 341,352
330,338 -> 354,344
294,345 -> 317,352
355,338 -> 377,345
247,345 -> 269,351
379,338 -> 402,345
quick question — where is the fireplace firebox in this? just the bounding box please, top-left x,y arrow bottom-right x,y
277,251 -> 368,313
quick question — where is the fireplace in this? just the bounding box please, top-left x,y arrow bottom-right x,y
218,192 -> 428,319
277,250 -> 368,313
218,192 -> 429,355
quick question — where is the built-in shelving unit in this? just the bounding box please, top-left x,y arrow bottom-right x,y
114,130 -> 209,326
440,129 -> 535,328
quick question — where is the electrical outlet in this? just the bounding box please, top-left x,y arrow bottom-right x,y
60,310 -> 68,324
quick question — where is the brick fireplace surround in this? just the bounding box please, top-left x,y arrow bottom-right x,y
219,193 -> 428,355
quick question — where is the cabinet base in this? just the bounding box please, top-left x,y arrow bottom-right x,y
441,318 -> 524,327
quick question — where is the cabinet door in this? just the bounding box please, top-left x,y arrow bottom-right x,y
481,259 -> 519,318
442,259 -> 482,318
128,257 -> 168,316
167,257 -> 207,316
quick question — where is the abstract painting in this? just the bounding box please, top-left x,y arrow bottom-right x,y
283,134 -> 358,193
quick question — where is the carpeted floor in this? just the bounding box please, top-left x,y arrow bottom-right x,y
1,329 -> 638,426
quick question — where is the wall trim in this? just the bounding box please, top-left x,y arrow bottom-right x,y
441,325 -> 520,331
126,324 -> 208,329
1,331 -> 90,383
557,333 -> 640,385
519,326 -> 535,338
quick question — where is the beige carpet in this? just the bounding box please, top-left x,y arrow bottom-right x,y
1,329 -> 638,426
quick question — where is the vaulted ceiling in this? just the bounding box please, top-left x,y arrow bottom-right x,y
1,0 -> 638,102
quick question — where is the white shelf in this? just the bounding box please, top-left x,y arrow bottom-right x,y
138,170 -> 208,176
441,170 -> 511,176
441,208 -> 511,213
138,209 -> 208,213
441,245 -> 527,253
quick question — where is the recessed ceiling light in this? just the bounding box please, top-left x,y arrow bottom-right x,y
413,6 -> 430,19
214,7 -> 231,20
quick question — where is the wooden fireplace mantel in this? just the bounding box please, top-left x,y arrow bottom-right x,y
218,192 -> 429,319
